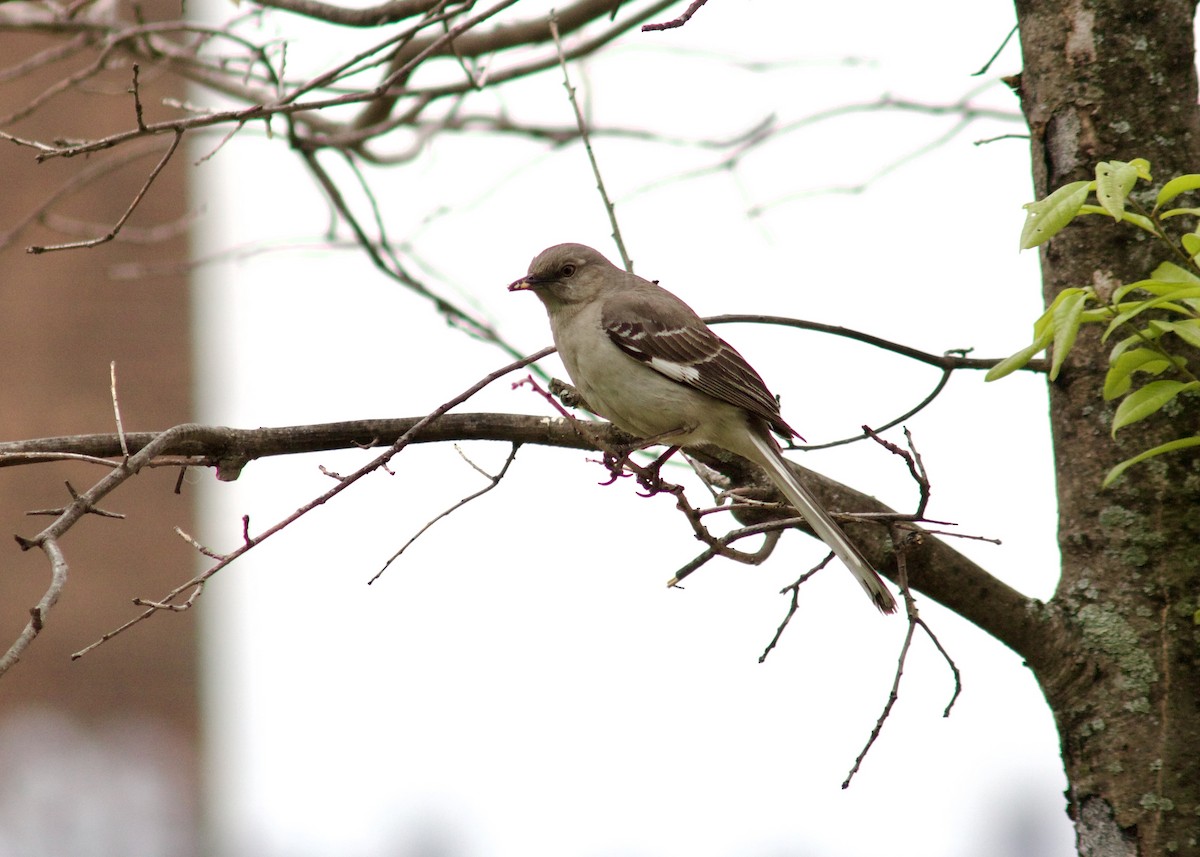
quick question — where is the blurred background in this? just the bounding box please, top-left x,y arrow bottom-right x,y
0,2 -> 1075,855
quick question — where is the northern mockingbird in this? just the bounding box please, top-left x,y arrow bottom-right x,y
509,243 -> 896,614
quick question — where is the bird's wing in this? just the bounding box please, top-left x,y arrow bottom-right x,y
601,287 -> 797,439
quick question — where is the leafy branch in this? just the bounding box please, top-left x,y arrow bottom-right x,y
988,158 -> 1200,485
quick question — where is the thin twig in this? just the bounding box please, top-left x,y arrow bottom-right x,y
26,480 -> 126,520
841,525 -> 961,784
294,145 -> 538,372
70,348 -> 552,658
110,361 -> 130,459
0,452 -> 121,468
803,368 -> 952,452
549,15 -> 631,271
0,536 -> 69,677
917,615 -> 963,717
174,526 -> 228,560
704,316 -> 1049,374
758,554 -> 835,663
668,528 -> 782,587
642,0 -> 709,31
515,373 -> 787,571
863,426 -> 930,518
28,130 -> 184,254
133,585 -> 204,611
971,24 -> 1019,76
369,442 -> 521,582
130,63 -> 147,131
843,530 -> 916,788
0,138 -> 167,251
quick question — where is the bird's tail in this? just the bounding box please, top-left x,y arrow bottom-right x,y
741,431 -> 897,614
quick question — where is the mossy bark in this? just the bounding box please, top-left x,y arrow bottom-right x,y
1013,1 -> 1200,853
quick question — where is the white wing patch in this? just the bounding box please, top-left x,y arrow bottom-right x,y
648,356 -> 701,384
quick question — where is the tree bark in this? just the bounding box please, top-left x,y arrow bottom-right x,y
1013,1 -> 1200,854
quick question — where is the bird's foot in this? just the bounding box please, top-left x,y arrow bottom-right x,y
633,445 -> 681,496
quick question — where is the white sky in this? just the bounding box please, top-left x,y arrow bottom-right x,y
191,2 -> 1074,855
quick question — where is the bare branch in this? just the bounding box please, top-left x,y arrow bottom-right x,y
370,442 -> 521,583
864,427 -> 931,518
971,23 -> 1018,77
110,361 -> 130,459
550,15 -> 631,270
642,0 -> 709,31
295,145 -> 535,366
0,404 -> 1047,665
354,0 -> 679,131
757,553 -> 834,663
705,314 -> 1049,374
27,130 -> 183,253
845,528 -> 910,784
251,0 -> 455,27
25,480 -> 127,520
0,410 -> 575,472
130,62 -> 147,131
0,137 -> 167,251
841,530 -> 958,786
0,311 -> 1045,481
0,536 -> 68,678
68,347 -> 551,655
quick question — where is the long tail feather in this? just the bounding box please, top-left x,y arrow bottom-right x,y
741,432 -> 897,614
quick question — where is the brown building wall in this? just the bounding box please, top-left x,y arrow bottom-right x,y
0,28 -> 200,855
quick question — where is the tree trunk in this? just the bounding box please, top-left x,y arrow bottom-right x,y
1013,1 -> 1200,854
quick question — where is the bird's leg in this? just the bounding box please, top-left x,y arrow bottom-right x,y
600,424 -> 693,493
549,378 -> 595,414
633,445 -> 682,496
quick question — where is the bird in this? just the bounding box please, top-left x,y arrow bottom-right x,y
508,243 -> 896,614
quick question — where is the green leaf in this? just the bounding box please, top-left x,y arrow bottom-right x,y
1109,331 -> 1148,364
1112,280 -> 1200,302
1151,319 -> 1200,349
1114,279 -> 1180,302
1031,287 -> 1086,340
1103,291 -> 1200,340
1077,205 -> 1158,234
1109,332 -> 1173,378
1096,160 -> 1141,221
1104,435 -> 1200,487
1111,379 -> 1200,436
1020,181 -> 1093,249
1050,290 -> 1087,380
1149,261 -> 1200,284
1154,173 -> 1200,210
1104,348 -> 1178,399
1158,207 -> 1200,220
985,331 -> 1053,382
1184,233 -> 1200,262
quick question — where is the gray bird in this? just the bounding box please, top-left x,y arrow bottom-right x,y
509,243 -> 896,614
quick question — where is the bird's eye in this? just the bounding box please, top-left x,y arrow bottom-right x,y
559,264 -> 577,278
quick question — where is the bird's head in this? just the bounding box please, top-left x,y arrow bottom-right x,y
507,243 -> 620,309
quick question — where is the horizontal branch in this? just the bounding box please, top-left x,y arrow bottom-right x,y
706,315 -> 1050,373
250,0 -> 451,27
0,411 -> 1051,660
760,455 -> 1055,659
0,413 -> 604,477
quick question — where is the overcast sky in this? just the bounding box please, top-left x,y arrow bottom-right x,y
191,2 -> 1074,855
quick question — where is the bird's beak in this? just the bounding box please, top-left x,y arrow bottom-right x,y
507,275 -> 537,292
